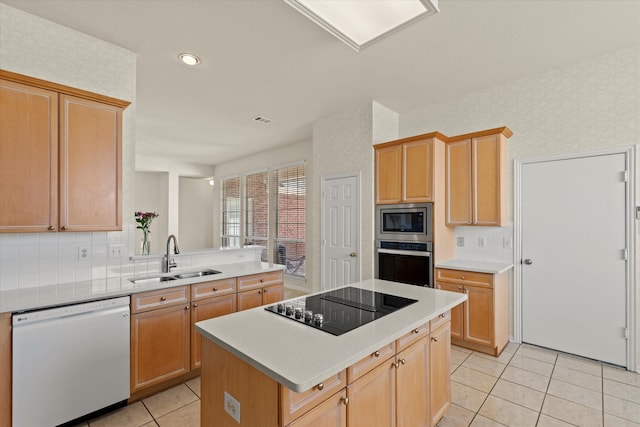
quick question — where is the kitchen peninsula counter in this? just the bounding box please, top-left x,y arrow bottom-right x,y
196,279 -> 466,392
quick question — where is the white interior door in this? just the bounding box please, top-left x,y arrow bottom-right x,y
322,175 -> 359,290
520,153 -> 628,366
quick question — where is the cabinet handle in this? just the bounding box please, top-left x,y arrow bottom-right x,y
392,361 -> 399,368
373,351 -> 380,357
457,285 -> 463,290
399,358 -> 406,365
61,226 -> 68,231
316,383 -> 324,391
213,287 -> 218,292
461,276 -> 465,280
260,279 -> 265,283
160,296 -> 167,301
263,288 -> 269,293
440,313 -> 446,318
258,290 -> 262,294
432,337 -> 439,342
185,305 -> 190,310
47,226 -> 55,231
412,328 -> 420,334
193,303 -> 198,308
341,397 -> 349,406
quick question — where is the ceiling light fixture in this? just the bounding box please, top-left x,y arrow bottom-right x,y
178,53 -> 201,66
285,0 -> 439,51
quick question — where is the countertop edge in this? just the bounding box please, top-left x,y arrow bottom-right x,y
435,259 -> 514,274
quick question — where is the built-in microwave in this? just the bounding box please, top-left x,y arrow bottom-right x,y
375,203 -> 433,243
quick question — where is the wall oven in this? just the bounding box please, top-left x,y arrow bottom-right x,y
376,203 -> 433,242
377,240 -> 433,287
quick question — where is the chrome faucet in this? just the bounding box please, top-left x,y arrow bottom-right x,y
163,234 -> 180,273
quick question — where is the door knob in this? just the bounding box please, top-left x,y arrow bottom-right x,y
349,252 -> 356,257
523,259 -> 533,265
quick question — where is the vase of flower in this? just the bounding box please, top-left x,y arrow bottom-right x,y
135,211 -> 159,255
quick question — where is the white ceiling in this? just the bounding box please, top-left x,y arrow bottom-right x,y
3,0 -> 640,165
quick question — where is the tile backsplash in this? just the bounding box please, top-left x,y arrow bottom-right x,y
0,227 -> 263,291
453,224 -> 514,263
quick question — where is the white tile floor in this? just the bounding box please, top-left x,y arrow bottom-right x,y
80,343 -> 640,427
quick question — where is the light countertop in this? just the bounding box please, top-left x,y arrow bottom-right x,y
435,259 -> 514,274
0,261 -> 285,314
195,279 -> 467,393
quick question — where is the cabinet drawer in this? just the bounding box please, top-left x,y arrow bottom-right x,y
430,310 -> 451,332
237,271 -> 283,292
396,322 -> 429,352
347,342 -> 395,384
191,278 -> 236,301
131,286 -> 189,314
280,369 -> 347,426
435,269 -> 493,288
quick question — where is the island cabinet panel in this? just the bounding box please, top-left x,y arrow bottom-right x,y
435,268 -> 508,356
396,322 -> 429,352
201,340 -> 279,427
396,336 -> 430,427
191,294 -> 236,369
280,370 -> 347,426
0,79 -> 58,232
430,321 -> 452,426
0,312 -> 11,427
347,359 -> 396,427
347,342 -> 395,383
287,389 -> 347,427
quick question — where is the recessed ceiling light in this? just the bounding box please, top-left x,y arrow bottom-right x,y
285,0 -> 439,51
178,53 -> 201,66
253,116 -> 272,124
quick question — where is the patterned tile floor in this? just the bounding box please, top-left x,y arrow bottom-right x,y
78,343 -> 640,426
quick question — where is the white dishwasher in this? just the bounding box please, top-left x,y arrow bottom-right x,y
12,296 -> 130,427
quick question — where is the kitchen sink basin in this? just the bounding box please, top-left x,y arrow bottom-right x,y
174,269 -> 221,279
129,275 -> 177,285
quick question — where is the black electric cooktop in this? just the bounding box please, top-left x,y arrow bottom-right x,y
265,286 -> 417,336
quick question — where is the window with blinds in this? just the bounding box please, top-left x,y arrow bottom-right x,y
274,163 -> 306,279
220,176 -> 241,248
245,171 -> 269,262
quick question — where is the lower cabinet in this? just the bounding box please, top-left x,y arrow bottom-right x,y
396,336 -> 430,427
191,294 -> 236,369
130,286 -> 191,393
347,359 -> 396,426
288,390 -> 347,427
429,321 -> 452,426
238,283 -> 284,311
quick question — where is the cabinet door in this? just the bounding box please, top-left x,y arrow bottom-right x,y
435,282 -> 464,340
237,288 -> 263,311
262,284 -> 284,306
429,322 -> 451,427
347,358 -> 396,427
403,139 -> 433,202
464,285 -> 494,347
281,370 -> 347,426
59,94 -> 122,231
375,144 -> 402,204
472,134 -> 506,226
445,139 -> 472,225
191,294 -> 236,369
131,304 -> 190,392
396,337 -> 429,427
0,79 -> 58,232
288,389 -> 347,427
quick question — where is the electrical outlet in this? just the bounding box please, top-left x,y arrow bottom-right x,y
77,245 -> 89,261
109,244 -> 124,258
503,237 -> 513,249
478,237 -> 487,248
456,237 -> 465,247
224,391 -> 241,423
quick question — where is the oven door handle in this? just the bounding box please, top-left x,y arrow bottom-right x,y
377,248 -> 431,257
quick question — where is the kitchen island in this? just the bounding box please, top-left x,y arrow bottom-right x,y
196,279 -> 467,427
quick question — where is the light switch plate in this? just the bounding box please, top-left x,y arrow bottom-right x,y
478,237 -> 487,248
456,237 -> 465,247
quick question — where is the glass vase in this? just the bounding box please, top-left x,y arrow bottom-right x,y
140,230 -> 151,255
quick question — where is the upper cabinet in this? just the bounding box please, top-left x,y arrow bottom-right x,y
445,128 -> 512,226
375,133 -> 445,205
0,70 -> 129,233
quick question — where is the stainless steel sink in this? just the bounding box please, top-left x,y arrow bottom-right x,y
129,275 -> 177,285
174,269 -> 221,279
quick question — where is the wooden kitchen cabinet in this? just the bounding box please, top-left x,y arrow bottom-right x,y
435,268 -> 508,356
0,70 -> 129,233
429,321 -> 451,426
0,312 -> 11,427
347,357 -> 396,427
237,270 -> 284,311
375,134 -> 443,205
281,370 -> 347,426
190,278 -> 237,368
396,336 -> 430,427
287,390 -> 347,427
445,127 -> 512,226
130,287 -> 191,393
